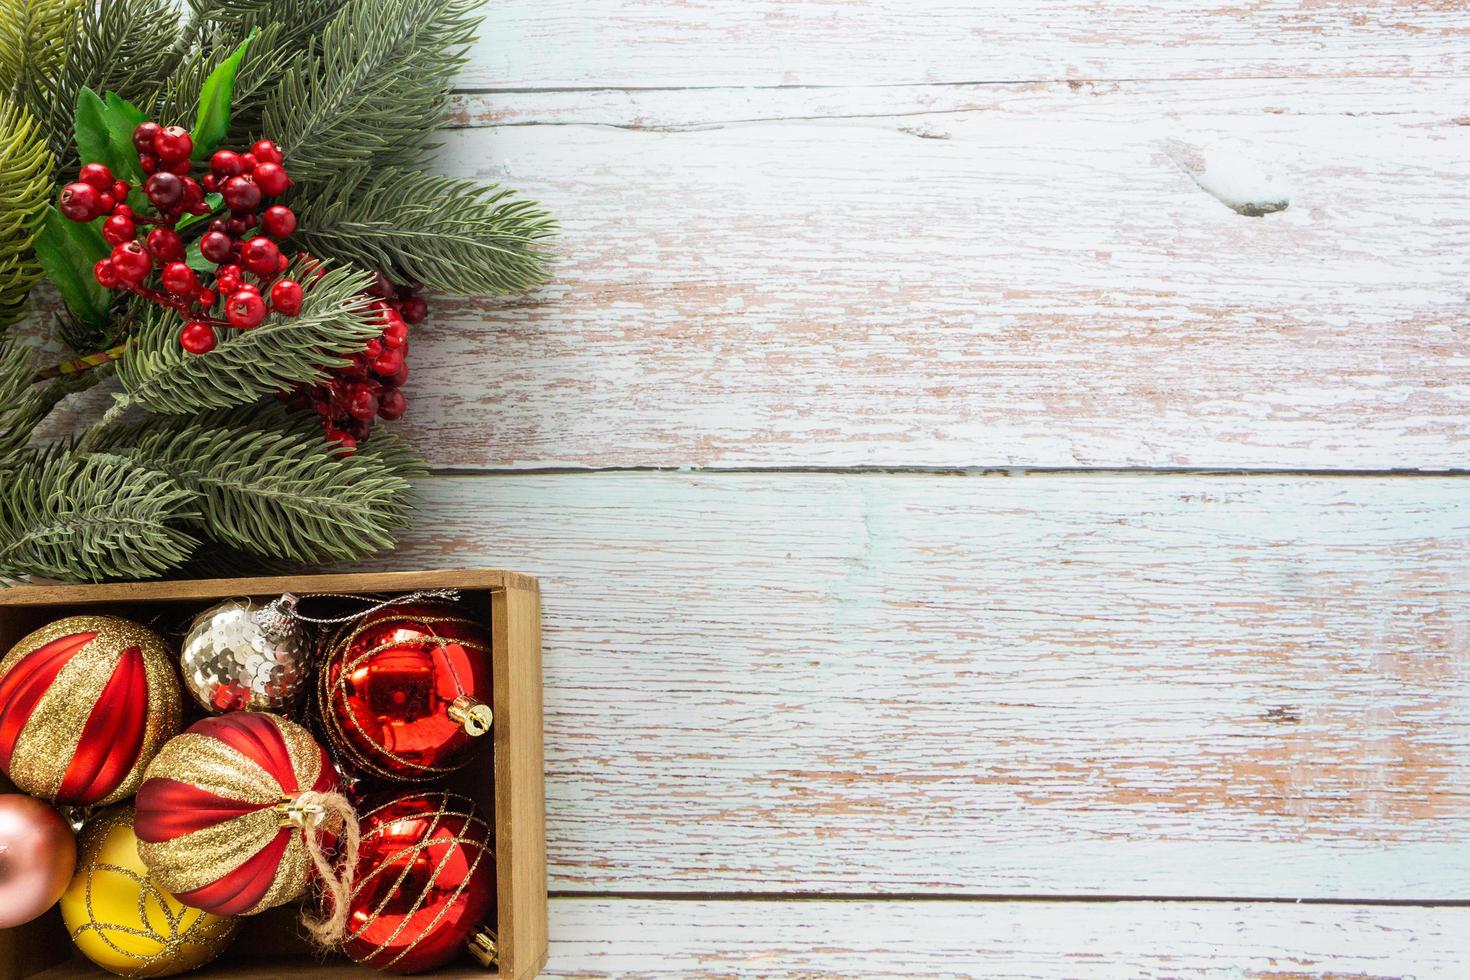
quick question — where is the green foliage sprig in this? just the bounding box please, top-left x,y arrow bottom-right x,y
0,100 -> 53,331
0,0 -> 557,583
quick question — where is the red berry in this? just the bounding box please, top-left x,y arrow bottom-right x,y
102,214 -> 136,246
138,153 -> 158,175
93,259 -> 120,289
261,205 -> 296,238
345,382 -> 379,422
377,387 -> 406,421
225,287 -> 267,328
146,227 -> 184,262
210,150 -> 244,179
215,271 -> 244,296
168,158 -> 192,177
365,338 -> 384,358
153,126 -> 193,163
366,271 -> 394,299
133,122 -> 161,151
114,204 -> 134,218
270,278 -> 303,316
196,288 -> 217,307
399,296 -> 428,324
251,140 -> 283,165
276,253 -> 289,273
97,192 -> 115,214
239,237 -> 281,276
201,175 -> 217,193
371,347 -> 404,377
110,241 -> 152,283
382,316 -> 408,349
384,363 -> 408,387
161,262 -> 197,295
252,162 -> 289,196
58,182 -> 102,221
329,431 -> 357,456
181,178 -> 206,212
180,321 -> 216,354
145,171 -> 183,207
225,215 -> 256,237
221,176 -> 261,213
239,152 -> 257,173
111,179 -> 130,200
199,231 -> 234,264
79,163 -> 113,191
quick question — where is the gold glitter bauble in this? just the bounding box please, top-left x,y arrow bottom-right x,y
0,615 -> 182,806
61,806 -> 237,978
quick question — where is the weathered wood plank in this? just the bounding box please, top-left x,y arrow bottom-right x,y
399,78 -> 1470,470
542,898 -> 1470,978
384,472 -> 1470,897
462,1 -> 1470,89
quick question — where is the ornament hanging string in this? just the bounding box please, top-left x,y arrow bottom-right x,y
256,589 -> 462,634
285,789 -> 361,948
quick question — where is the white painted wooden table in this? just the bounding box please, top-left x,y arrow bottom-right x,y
397,3 -> 1470,976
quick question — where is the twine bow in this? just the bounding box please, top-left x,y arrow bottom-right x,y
280,790 -> 361,948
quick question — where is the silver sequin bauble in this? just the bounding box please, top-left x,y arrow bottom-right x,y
180,597 -> 310,714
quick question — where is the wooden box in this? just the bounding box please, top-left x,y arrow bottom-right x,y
0,569 -> 547,980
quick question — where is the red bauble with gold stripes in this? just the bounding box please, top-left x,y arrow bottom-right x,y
345,791 -> 495,974
0,615 -> 181,806
317,604 -> 493,783
134,712 -> 339,917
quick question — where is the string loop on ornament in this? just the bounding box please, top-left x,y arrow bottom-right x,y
264,589 -> 462,628
288,790 -> 361,949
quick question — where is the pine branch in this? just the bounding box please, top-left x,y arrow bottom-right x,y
260,0 -> 479,186
0,448 -> 199,582
291,167 -> 556,295
119,407 -> 425,564
116,260 -> 379,414
0,338 -> 101,458
0,0 -> 80,120
0,98 -> 54,331
35,0 -> 183,168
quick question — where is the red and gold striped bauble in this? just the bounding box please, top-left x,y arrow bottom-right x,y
134,712 -> 339,917
0,615 -> 181,806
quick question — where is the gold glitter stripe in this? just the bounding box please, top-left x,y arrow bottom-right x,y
140,732 -> 280,805
272,714 -> 324,792
137,806 -> 282,898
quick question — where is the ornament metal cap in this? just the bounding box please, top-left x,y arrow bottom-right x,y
467,927 -> 499,968
447,695 -> 493,737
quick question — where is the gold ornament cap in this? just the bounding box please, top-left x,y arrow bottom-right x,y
447,695 -> 493,737
467,927 -> 499,968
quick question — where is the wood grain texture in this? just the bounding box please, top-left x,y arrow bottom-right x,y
381,472 -> 1470,898
392,77 -> 1470,470
541,898 -> 1470,978
461,1 -> 1470,88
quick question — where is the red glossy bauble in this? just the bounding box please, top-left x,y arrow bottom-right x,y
344,791 -> 494,974
317,603 -> 492,782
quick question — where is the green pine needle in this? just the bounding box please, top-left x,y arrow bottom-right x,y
0,99 -> 53,332
121,408 -> 425,564
0,449 -> 199,582
292,167 -> 556,295
117,261 -> 379,414
261,0 -> 478,186
0,0 -> 80,119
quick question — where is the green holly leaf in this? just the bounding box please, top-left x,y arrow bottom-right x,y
34,207 -> 112,327
73,88 -> 147,183
177,193 -> 224,233
192,32 -> 255,160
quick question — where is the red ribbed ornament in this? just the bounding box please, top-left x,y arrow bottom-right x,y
134,712 -> 340,917
317,604 -> 493,782
344,791 -> 495,974
0,616 -> 181,805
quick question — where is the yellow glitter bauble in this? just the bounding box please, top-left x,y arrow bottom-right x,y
61,807 -> 237,978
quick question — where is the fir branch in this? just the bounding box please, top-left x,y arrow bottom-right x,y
35,0 -> 183,167
0,98 -> 54,331
0,449 -> 199,582
0,338 -> 102,458
260,0 -> 479,186
0,0 -> 80,118
291,167 -> 556,295
116,261 -> 378,414
120,408 -> 424,564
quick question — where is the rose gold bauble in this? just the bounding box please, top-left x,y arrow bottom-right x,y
0,793 -> 76,927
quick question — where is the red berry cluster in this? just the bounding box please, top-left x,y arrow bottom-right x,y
59,122 -> 304,356
282,271 -> 425,454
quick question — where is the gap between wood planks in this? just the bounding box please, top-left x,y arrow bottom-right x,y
423,466 -> 1470,478
547,891 -> 1470,908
